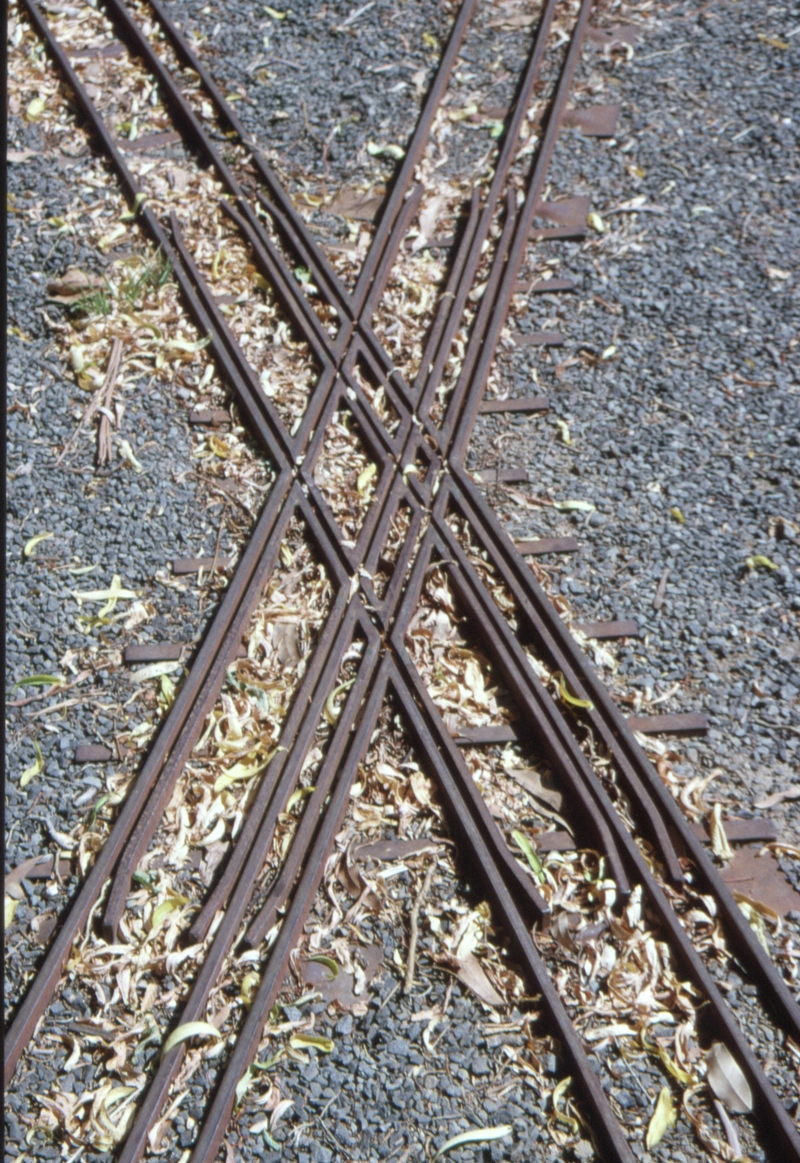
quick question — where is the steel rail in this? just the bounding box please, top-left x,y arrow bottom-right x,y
442,475 -> 800,1044
386,658 -> 637,1163
393,528 -> 800,1159
12,2 -> 800,1161
435,482 -> 685,884
184,582 -> 350,945
416,0 -> 563,427
440,0 -> 594,457
138,0 -> 481,326
427,532 -> 634,896
185,648 -> 390,1163
3,468 -> 290,1081
387,525 -> 551,924
115,604 -> 379,1163
101,486 -> 350,937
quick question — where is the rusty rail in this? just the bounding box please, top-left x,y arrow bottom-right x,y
8,1 -> 800,1161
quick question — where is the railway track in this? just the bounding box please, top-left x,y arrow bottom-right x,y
6,1 -> 800,1161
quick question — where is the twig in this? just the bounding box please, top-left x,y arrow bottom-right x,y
96,348 -> 120,466
6,670 -> 92,708
404,861 -> 436,994
56,338 -> 123,467
653,566 -> 670,610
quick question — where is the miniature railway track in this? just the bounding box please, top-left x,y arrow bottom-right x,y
7,1 -> 800,1161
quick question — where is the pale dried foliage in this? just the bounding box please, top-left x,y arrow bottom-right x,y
312,409 -> 379,543
235,706 -> 586,1138
9,0 -> 774,1159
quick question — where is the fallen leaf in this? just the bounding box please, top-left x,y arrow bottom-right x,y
754,785 -> 800,809
554,419 -> 572,445
356,462 -> 378,496
117,439 -> 144,473
552,1077 -> 579,1133
587,211 -> 606,233
431,1125 -> 512,1161
705,1042 -> 752,1113
454,952 -> 504,1007
757,32 -> 789,49
512,830 -> 546,883
5,896 -> 19,930
161,1021 -> 222,1059
20,739 -> 44,788
746,554 -> 778,572
669,507 -> 685,524
709,805 -> 733,861
646,1086 -> 677,1149
289,1033 -> 334,1053
553,499 -> 595,512
553,670 -> 593,710
367,141 -> 405,160
129,661 -> 183,683
26,96 -> 46,121
327,185 -> 383,221
13,673 -> 64,689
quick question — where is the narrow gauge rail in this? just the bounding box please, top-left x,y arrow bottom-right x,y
7,1 -> 800,1161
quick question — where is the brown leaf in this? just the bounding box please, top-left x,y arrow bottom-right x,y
47,268 -> 103,300
353,837 -> 443,863
454,952 -> 504,1008
754,784 -> 800,809
327,185 -> 384,221
705,1042 -> 752,1113
31,909 -> 58,946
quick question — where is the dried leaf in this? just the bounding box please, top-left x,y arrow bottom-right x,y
5,896 -> 19,930
709,805 -> 733,862
646,1086 -> 677,1149
431,1125 -> 512,1161
705,1042 -> 753,1113
289,1033 -> 334,1053
552,912 -> 579,954
356,462 -> 378,496
757,32 -> 789,49
24,532 -> 54,558
13,673 -> 64,689
240,972 -> 260,1008
117,439 -> 144,474
269,1098 -> 294,1132
746,555 -> 778,572
754,785 -> 800,809
150,894 -> 189,932
587,211 -> 606,233
308,955 -> 339,979
324,678 -> 355,725
130,661 -> 183,683
72,577 -> 138,607
367,141 -> 406,160
554,419 -> 573,445
20,739 -> 44,788
553,499 -> 595,512
455,952 -> 504,1008
669,507 -> 686,524
551,1077 -> 579,1133
26,96 -> 46,121
161,1021 -> 222,1059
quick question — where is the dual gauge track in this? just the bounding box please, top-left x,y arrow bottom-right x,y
7,1 -> 800,1161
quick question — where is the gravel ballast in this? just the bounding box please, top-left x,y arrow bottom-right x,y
6,1 -> 800,1162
